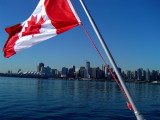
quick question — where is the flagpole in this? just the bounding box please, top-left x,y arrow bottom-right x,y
79,0 -> 145,120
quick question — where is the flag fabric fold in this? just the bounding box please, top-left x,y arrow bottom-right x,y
3,0 -> 81,58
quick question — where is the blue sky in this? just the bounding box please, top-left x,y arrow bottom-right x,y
0,0 -> 160,73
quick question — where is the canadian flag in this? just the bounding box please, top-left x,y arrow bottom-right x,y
3,0 -> 81,58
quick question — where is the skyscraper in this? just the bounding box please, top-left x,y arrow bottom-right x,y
102,64 -> 108,78
37,63 -> 44,72
85,61 -> 90,74
146,69 -> 150,81
85,61 -> 90,78
61,67 -> 68,77
90,67 -> 98,79
72,65 -> 75,72
79,67 -> 85,78
68,66 -> 76,78
125,70 -> 131,80
137,68 -> 143,80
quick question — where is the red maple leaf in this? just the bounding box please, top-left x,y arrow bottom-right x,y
22,15 -> 46,37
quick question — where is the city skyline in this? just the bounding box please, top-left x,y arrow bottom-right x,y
34,62 -> 160,81
0,0 -> 160,73
2,61 -> 160,74
2,61 -> 160,81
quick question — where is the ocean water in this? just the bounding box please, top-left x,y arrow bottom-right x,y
0,77 -> 159,120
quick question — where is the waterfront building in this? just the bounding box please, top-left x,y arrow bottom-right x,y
84,69 -> 89,78
118,67 -> 122,74
90,67 -> 97,79
121,71 -> 126,79
85,61 -> 90,78
85,61 -> 90,73
46,66 -> 52,76
68,68 -> 74,77
97,69 -> 104,79
156,70 -> 159,80
131,71 -> 135,80
68,66 -> 76,78
151,70 -> 159,81
151,70 -> 156,81
137,68 -> 143,80
146,69 -> 150,81
142,69 -> 146,80
37,63 -> 44,73
51,69 -> 56,77
90,67 -> 103,79
41,66 -> 52,76
102,65 -> 108,78
72,65 -> 75,73
55,69 -> 60,77
41,67 -> 46,74
107,72 -> 112,80
133,70 -> 138,80
61,67 -> 68,78
78,67 -> 85,78
125,70 -> 131,80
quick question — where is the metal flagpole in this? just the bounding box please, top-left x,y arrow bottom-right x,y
79,0 -> 145,120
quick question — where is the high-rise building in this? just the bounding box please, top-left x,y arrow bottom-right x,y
51,69 -> 56,77
37,63 -> 44,72
151,70 -> 159,81
85,61 -> 90,74
68,66 -> 76,78
158,72 -> 160,80
146,69 -> 150,81
134,70 -> 138,80
46,66 -> 51,75
90,67 -> 101,79
142,69 -> 146,80
79,67 -> 85,78
118,67 -> 122,74
156,70 -> 159,80
97,69 -> 103,79
125,70 -> 131,80
61,67 -> 68,77
41,66 -> 51,76
151,70 -> 156,81
72,65 -> 75,73
90,67 -> 97,79
102,65 -> 108,78
137,68 -> 143,80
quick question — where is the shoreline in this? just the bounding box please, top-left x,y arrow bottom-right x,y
0,73 -> 159,84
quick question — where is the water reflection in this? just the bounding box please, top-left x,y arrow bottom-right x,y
0,77 -> 159,120
36,79 -> 127,108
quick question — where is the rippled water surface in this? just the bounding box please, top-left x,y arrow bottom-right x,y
0,77 -> 159,120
